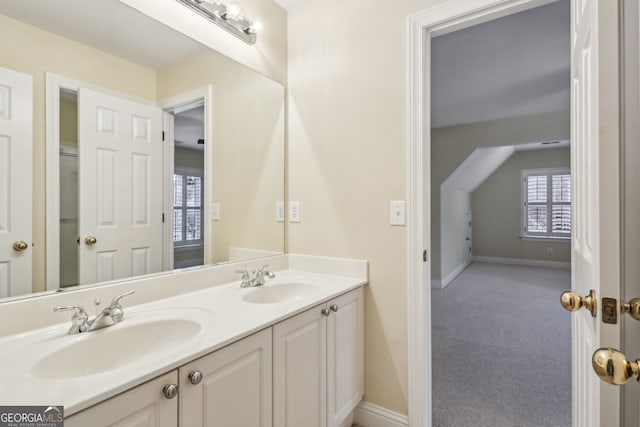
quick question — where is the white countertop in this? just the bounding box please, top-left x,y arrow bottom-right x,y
0,266 -> 366,416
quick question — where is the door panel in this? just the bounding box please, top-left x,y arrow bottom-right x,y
571,0 -> 621,424
78,88 -> 163,285
0,66 -> 32,298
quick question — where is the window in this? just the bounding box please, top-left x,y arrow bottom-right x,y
173,167 -> 204,248
521,168 -> 571,239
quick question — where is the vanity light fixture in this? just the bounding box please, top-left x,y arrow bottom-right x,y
176,0 -> 259,44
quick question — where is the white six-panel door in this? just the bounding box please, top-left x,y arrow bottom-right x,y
0,66 -> 32,298
78,88 -> 163,285
570,0 -> 619,425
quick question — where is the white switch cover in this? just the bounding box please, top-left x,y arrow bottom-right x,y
276,201 -> 285,222
289,201 -> 301,223
390,201 -> 406,226
210,203 -> 220,221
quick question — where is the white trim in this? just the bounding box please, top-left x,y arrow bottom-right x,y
442,260 -> 472,287
472,256 -> 570,270
354,402 -> 409,427
158,86 -> 214,264
407,1 -> 560,426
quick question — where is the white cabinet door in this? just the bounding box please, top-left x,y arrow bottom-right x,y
77,88 -> 163,285
65,371 -> 178,427
327,287 -> 364,427
0,66 -> 32,298
274,288 -> 363,427
274,303 -> 327,427
179,328 -> 272,427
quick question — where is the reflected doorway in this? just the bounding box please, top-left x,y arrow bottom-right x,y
172,104 -> 205,268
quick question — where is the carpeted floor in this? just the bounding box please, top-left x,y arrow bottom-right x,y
432,262 -> 571,427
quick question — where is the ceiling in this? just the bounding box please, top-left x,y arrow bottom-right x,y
431,0 -> 570,128
174,106 -> 205,151
272,0 -> 306,11
0,0 -> 205,70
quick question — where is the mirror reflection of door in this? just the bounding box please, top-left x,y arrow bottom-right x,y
0,66 -> 32,297
58,85 -> 164,287
172,105 -> 205,269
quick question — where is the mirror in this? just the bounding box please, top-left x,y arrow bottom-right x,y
0,0 -> 285,302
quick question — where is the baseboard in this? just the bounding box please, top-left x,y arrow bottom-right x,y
441,260 -> 471,288
472,256 -> 570,270
354,401 -> 408,427
431,279 -> 442,289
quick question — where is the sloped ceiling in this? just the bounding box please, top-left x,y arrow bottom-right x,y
431,0 -> 570,128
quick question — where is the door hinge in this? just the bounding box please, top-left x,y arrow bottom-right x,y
423,250 -> 428,262
162,213 -> 165,223
162,131 -> 165,141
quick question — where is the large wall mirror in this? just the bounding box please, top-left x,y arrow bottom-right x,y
0,0 -> 285,302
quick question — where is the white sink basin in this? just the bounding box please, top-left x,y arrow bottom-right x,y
243,282 -> 320,304
31,308 -> 214,379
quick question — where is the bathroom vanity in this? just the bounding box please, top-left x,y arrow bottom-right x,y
0,255 -> 366,427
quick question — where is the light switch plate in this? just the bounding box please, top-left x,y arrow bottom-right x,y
390,201 -> 406,226
210,203 -> 220,221
289,201 -> 301,223
276,201 -> 285,222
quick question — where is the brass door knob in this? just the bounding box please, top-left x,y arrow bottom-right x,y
560,290 -> 597,317
592,348 -> 640,385
12,241 -> 28,252
621,298 -> 640,321
84,236 -> 97,246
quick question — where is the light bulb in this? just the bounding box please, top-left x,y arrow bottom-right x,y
250,21 -> 263,33
226,1 -> 242,19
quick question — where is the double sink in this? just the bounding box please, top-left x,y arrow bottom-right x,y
28,278 -> 321,380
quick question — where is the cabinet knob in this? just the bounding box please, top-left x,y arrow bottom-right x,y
330,304 -> 339,313
189,371 -> 203,385
321,308 -> 331,317
163,384 -> 178,399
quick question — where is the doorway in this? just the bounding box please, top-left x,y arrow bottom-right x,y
429,4 -> 572,423
171,103 -> 206,269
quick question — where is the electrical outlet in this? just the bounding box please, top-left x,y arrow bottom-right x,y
390,201 -> 406,226
289,201 -> 301,223
210,203 -> 220,221
546,247 -> 554,255
276,201 -> 285,222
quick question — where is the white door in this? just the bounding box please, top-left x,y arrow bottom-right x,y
78,88 -> 163,285
326,289 -> 364,427
65,371 -> 178,427
179,329 -> 272,427
0,66 -> 32,298
464,211 -> 472,264
274,304 -> 327,427
570,0 -> 619,425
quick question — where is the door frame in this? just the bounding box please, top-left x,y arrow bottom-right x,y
45,73 -> 156,290
157,85 -> 214,267
406,0 -> 564,425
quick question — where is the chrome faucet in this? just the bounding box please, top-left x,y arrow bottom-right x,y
236,265 -> 276,288
54,290 -> 135,334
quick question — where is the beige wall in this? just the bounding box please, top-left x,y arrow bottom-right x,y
157,50 -> 285,263
471,148 -> 571,262
431,111 -> 570,279
0,13 -> 157,293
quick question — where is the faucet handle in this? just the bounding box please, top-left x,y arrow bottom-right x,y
235,269 -> 250,278
110,290 -> 135,307
53,304 -> 88,317
53,305 -> 89,334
